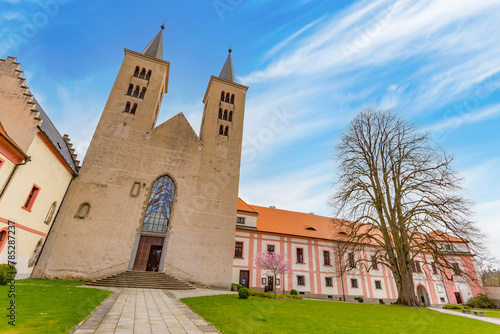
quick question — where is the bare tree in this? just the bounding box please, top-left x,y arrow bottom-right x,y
330,109 -> 485,307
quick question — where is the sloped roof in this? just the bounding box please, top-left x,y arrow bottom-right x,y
142,29 -> 163,59
237,198 -> 258,214
237,199 -> 465,245
219,51 -> 235,83
33,98 -> 78,174
0,122 -> 29,161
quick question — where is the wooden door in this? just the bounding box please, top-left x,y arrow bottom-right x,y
133,236 -> 164,271
239,270 -> 250,288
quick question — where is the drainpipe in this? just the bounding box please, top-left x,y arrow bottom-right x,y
0,156 -> 31,200
338,243 -> 345,301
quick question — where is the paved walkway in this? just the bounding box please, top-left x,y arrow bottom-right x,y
428,307 -> 500,326
72,288 -> 235,334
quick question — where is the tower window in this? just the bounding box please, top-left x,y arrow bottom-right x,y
133,86 -> 140,98
145,70 -> 152,80
139,68 -> 146,79
230,94 -> 235,104
225,92 -> 230,103
131,103 -> 138,115
219,125 -> 224,135
224,126 -> 229,136
218,109 -> 223,119
221,91 -> 225,101
228,111 -> 233,122
223,110 -> 228,121
127,84 -> 133,96
134,66 -> 140,77
124,102 -> 131,113
44,201 -> 57,225
139,88 -> 146,99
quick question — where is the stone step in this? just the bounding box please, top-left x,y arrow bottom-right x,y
86,271 -> 195,290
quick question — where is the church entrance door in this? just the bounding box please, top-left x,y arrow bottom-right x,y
133,235 -> 165,271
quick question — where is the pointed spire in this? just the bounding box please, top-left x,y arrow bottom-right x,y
142,25 -> 164,60
219,48 -> 235,83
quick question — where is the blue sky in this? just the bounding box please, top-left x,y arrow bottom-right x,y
1,0 -> 499,263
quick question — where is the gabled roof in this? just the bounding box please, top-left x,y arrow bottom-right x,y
219,50 -> 235,83
142,28 -> 163,60
33,98 -> 79,174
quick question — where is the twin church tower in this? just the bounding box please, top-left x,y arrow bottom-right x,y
34,27 -> 249,287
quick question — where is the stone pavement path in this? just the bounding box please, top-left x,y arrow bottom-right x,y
428,307 -> 500,326
72,288 -> 236,334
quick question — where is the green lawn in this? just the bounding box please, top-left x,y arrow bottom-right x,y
0,279 -> 111,334
182,295 -> 500,334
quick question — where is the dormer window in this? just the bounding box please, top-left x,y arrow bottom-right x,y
236,217 -> 245,224
306,227 -> 316,231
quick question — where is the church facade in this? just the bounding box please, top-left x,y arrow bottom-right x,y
34,28 -> 249,288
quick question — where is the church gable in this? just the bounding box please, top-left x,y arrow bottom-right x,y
148,112 -> 200,150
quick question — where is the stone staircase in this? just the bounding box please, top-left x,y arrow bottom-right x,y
86,271 -> 195,290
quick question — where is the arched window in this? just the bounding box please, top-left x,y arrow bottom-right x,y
223,110 -> 228,121
145,70 -> 152,80
219,125 -> 224,135
134,66 -> 140,77
28,238 -> 44,268
221,91 -> 225,101
139,68 -> 146,79
127,84 -> 133,96
225,93 -> 230,103
133,86 -> 140,97
230,94 -> 235,104
124,102 -> 131,113
142,175 -> 176,232
228,111 -> 233,122
131,103 -> 138,114
139,88 -> 146,99
75,202 -> 90,219
218,109 -> 223,119
44,201 -> 57,225
224,126 -> 229,136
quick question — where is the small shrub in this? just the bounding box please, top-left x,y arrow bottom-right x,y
231,283 -> 243,291
0,264 -> 16,285
357,296 -> 364,303
443,304 -> 461,310
466,293 -> 497,309
290,289 -> 298,295
238,287 -> 250,299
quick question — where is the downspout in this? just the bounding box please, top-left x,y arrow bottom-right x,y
0,156 -> 31,199
338,243 -> 345,301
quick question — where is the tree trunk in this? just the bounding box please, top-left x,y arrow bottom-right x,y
392,263 -> 420,307
274,277 -> 277,299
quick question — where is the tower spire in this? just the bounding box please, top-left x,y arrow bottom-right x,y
141,25 -> 164,60
219,47 -> 235,83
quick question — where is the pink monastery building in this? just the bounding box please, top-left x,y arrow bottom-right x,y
233,198 -> 482,306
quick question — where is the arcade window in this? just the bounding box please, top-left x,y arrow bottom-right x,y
351,278 -> 358,288
234,242 -> 243,258
297,275 -> 305,286
375,280 -> 382,290
411,261 -> 422,273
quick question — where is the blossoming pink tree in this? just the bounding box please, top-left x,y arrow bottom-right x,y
255,252 -> 293,299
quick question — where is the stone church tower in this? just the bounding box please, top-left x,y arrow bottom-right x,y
34,27 -> 249,287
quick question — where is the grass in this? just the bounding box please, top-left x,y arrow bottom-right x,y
450,308 -> 500,319
0,279 -> 111,334
182,294 -> 500,334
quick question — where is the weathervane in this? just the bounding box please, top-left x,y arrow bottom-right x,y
228,42 -> 233,53
161,18 -> 167,30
